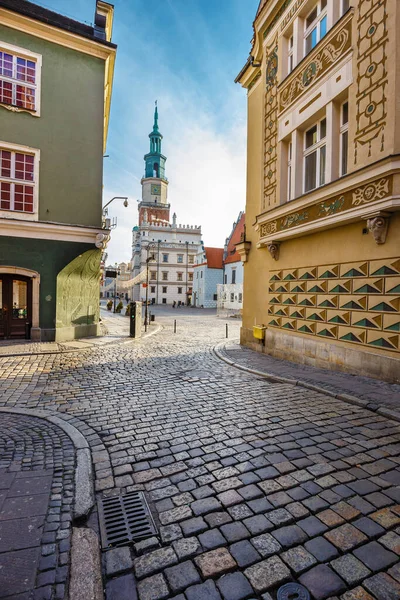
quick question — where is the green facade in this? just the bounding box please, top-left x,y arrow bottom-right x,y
0,237 -> 99,340
0,25 -> 104,227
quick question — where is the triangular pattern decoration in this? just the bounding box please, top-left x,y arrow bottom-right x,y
331,284 -> 351,293
299,298 -> 314,306
368,337 -> 397,349
275,309 -> 287,316
342,263 -> 368,277
354,318 -> 379,329
385,322 -> 400,332
283,297 -> 296,305
318,328 -> 336,338
282,322 -> 295,330
341,300 -> 365,310
320,270 -> 338,278
269,320 -> 280,327
292,285 -> 305,293
276,286 -> 288,293
370,302 -> 396,312
387,284 -> 400,294
354,283 -> 382,294
318,298 -> 337,308
298,325 -> 314,334
309,285 -> 326,293
283,273 -> 296,280
290,311 -> 304,319
340,332 -> 363,343
308,313 -> 324,321
328,315 -> 348,324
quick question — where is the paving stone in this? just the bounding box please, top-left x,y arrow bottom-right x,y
287,502 -> 309,519
317,509 -> 345,528
281,545 -> 317,574
324,523 -> 367,551
172,537 -> 201,560
251,533 -> 281,558
165,560 -> 201,593
244,556 -> 290,593
353,541 -> 398,572
238,484 -> 263,500
198,528 -> 226,550
379,531 -> 400,554
266,491 -> 292,507
195,547 -> 236,578
303,495 -> 330,513
370,507 -> 400,528
192,497 -> 222,516
216,571 -> 254,600
185,579 -> 222,600
181,517 -> 208,536
299,564 -> 346,600
106,573 -> 138,600
243,514 -> 273,535
298,515 -> 328,536
305,536 -> 339,561
134,537 -> 160,555
364,572 -> 400,600
272,524 -> 308,548
340,586 -> 375,600
105,547 -> 133,577
204,511 -> 232,528
348,496 -> 375,515
330,554 -> 371,586
159,505 -> 192,525
160,523 -> 182,543
220,522 -> 250,542
353,516 -> 385,537
133,547 -> 178,579
229,540 -> 261,567
137,573 -> 169,600
217,490 -> 243,507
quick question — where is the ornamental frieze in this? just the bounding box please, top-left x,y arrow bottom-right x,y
259,176 -> 392,238
279,16 -> 352,113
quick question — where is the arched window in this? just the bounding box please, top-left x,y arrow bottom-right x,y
154,162 -> 159,177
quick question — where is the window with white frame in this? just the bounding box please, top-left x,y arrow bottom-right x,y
162,286 -> 167,293
230,293 -> 235,302
304,117 -> 326,193
162,271 -> 168,281
304,0 -> 328,56
162,253 -> 169,263
177,254 -> 184,263
177,272 -> 183,281
288,35 -> 294,74
0,44 -> 41,113
238,293 -> 243,303
188,254 -> 195,263
287,140 -> 293,202
150,286 -> 155,293
188,272 -> 193,281
150,271 -> 156,280
0,146 -> 37,213
340,101 -> 349,176
231,269 -> 236,284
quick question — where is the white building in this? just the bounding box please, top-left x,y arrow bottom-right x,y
217,212 -> 245,316
131,105 -> 202,305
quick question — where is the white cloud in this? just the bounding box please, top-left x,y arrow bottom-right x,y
104,89 -> 247,264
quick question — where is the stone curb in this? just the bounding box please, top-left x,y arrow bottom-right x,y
0,407 -> 94,520
69,527 -> 104,600
0,321 -> 163,359
213,340 -> 400,424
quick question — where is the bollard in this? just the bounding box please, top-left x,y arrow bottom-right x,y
226,324 -> 228,339
174,319 -> 176,333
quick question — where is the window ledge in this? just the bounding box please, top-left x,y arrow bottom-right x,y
0,101 -> 38,117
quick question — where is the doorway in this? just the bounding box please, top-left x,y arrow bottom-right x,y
0,275 -> 32,339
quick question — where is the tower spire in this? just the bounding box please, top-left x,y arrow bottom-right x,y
153,100 -> 159,133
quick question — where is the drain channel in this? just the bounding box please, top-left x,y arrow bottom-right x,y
98,491 -> 158,549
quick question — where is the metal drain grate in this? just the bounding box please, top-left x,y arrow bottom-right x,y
98,491 -> 158,549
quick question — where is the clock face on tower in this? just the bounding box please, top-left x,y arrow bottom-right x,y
151,184 -> 161,195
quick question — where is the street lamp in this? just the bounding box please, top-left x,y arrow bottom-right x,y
144,243 -> 157,332
102,196 -> 129,216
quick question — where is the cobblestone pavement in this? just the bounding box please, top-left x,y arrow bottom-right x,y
1,312 -> 400,600
0,414 -> 75,599
218,341 -> 400,413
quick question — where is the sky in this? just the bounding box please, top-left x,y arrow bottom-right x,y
37,0 -> 258,264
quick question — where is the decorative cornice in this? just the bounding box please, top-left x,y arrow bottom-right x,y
235,240 -> 252,263
367,212 -> 390,245
0,217 -> 108,245
259,176 -> 394,239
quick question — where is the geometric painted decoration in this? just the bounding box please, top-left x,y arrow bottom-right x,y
268,258 -> 400,353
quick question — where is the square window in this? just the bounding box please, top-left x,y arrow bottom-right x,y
0,46 -> 40,113
0,146 -> 37,213
306,125 -> 318,148
162,298 -> 167,304
162,286 -> 167,293
178,287 -> 182,294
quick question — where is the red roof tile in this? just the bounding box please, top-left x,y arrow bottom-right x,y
224,213 -> 245,265
204,247 -> 224,269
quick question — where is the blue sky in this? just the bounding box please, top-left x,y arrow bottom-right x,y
38,0 -> 258,263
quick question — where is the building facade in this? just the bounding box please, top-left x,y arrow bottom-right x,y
193,247 -> 224,308
217,212 -> 245,316
131,106 -> 202,305
236,0 -> 400,381
0,0 -> 116,341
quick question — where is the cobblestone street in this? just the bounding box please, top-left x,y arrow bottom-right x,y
1,311 -> 400,600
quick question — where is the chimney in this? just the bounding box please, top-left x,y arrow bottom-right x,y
94,1 -> 114,42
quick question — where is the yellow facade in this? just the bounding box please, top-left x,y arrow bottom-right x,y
236,0 -> 400,382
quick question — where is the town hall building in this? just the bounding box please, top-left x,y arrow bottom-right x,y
131,105 -> 202,305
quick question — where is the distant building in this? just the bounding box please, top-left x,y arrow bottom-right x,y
193,247 -> 224,308
131,106 -> 202,305
217,212 -> 245,316
0,0 -> 116,341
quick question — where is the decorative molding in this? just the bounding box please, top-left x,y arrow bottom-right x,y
279,15 -> 352,113
0,217 -> 108,245
259,176 -> 393,237
235,240 -> 251,263
267,242 -> 280,261
267,258 -> 400,354
95,232 -> 110,249
354,0 -> 388,163
263,37 -> 279,211
248,71 -> 262,91
367,213 -> 390,245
